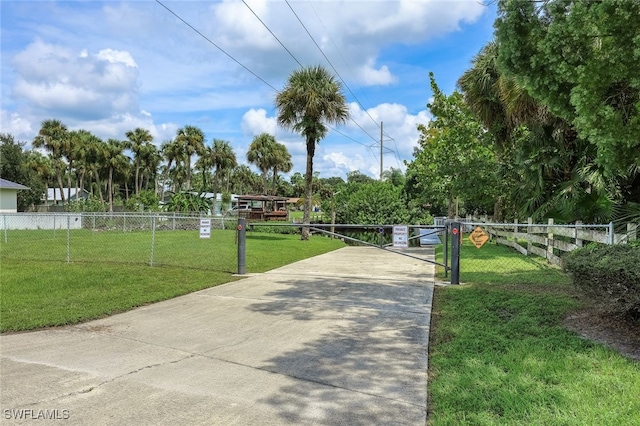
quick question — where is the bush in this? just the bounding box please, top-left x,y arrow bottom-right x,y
564,244 -> 640,319
250,224 -> 299,235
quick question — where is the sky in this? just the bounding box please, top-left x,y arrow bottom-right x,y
1,0 -> 497,181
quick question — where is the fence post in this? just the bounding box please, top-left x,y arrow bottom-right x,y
237,218 -> 246,275
514,218 -> 518,241
150,216 -> 156,266
608,222 -> 614,245
575,220 -> 583,248
547,218 -> 554,261
628,223 -> 637,243
527,217 -> 532,254
3,215 -> 7,243
67,214 -> 71,263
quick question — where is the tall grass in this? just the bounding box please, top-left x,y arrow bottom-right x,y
429,241 -> 640,425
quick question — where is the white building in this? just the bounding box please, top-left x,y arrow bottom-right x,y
0,178 -> 29,213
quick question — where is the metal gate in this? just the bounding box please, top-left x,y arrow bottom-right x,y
239,220 -> 462,283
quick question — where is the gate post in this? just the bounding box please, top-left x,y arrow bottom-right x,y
450,221 -> 461,285
237,218 -> 246,275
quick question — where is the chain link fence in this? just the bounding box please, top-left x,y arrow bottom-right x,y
0,213 -> 239,270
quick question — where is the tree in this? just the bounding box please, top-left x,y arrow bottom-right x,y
102,139 -> 128,212
32,119 -> 68,202
333,181 -> 410,225
0,133 -> 45,210
138,143 -> 161,194
175,125 -> 205,190
381,168 -> 405,187
125,127 -> 154,195
406,73 -> 498,218
247,133 -> 278,195
496,0 -> 640,181
270,142 -> 292,196
161,139 -> 184,196
230,165 -> 261,195
347,170 -> 375,185
275,65 -> 349,240
197,139 -> 237,213
458,39 -> 624,222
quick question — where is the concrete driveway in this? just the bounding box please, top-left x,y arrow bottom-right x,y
1,246 -> 435,425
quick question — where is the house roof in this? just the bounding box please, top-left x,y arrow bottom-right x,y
45,188 -> 89,200
237,195 -> 290,202
0,178 -> 29,190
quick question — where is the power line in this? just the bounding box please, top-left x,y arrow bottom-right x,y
284,0 -> 380,144
305,1 -> 382,130
240,0 -> 381,161
156,0 -> 397,171
286,1 -> 403,164
241,0 -> 303,68
155,0 -> 277,92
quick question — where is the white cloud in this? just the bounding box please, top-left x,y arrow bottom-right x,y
11,39 -> 139,121
359,59 -> 396,86
0,110 -> 34,141
347,102 -> 430,159
240,108 -> 278,137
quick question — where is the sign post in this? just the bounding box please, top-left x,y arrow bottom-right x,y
393,225 -> 409,248
450,221 -> 461,284
237,218 -> 246,275
199,219 -> 211,239
469,226 -> 489,248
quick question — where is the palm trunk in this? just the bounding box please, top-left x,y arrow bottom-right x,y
272,168 -> 279,196
57,172 -> 65,203
262,170 -> 268,195
302,139 -> 315,241
108,167 -> 114,213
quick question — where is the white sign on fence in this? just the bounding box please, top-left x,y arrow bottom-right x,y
199,219 -> 211,239
393,225 -> 409,248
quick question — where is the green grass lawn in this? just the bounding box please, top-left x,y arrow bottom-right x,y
429,240 -> 640,425
0,230 -> 345,332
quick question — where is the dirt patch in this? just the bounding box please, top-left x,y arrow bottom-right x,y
564,309 -> 640,362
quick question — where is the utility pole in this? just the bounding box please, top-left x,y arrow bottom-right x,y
380,121 -> 383,180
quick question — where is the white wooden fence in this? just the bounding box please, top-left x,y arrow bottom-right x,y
462,216 -> 638,267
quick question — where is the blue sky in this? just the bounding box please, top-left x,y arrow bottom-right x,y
1,0 -> 497,180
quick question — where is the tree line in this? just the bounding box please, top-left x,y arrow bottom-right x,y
405,0 -> 640,225
1,123 -> 301,213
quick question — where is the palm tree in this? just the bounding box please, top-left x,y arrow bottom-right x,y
138,143 -> 161,194
85,136 -> 106,203
210,139 -> 237,213
247,133 -> 278,195
271,142 -> 292,195
102,139 -> 128,212
175,125 -> 205,190
33,119 -> 68,202
275,65 -> 349,239
230,165 -> 260,195
25,151 -> 53,204
125,127 -> 154,195
160,139 -> 183,197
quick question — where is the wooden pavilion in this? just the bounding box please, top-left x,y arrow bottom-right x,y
234,195 -> 290,221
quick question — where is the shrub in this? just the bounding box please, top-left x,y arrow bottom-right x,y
564,244 -> 640,319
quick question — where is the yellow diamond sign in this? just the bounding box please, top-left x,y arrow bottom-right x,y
469,226 -> 489,248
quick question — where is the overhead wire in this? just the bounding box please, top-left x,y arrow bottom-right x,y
157,0 -> 402,172
241,0 -> 303,68
243,0 -> 383,165
284,0 -> 380,145
155,0 -> 277,92
301,0 -> 404,165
